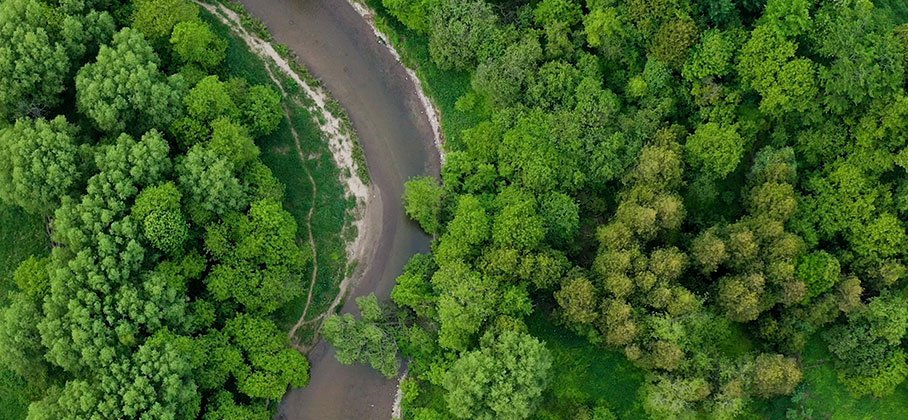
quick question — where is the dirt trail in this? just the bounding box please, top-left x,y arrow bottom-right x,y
198,1 -> 378,350
233,0 -> 441,419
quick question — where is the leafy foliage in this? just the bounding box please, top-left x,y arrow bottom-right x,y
366,0 -> 908,418
322,294 -> 400,378
0,0 -> 69,119
0,1 -> 312,416
76,28 -> 183,133
0,116 -> 83,213
443,331 -> 552,420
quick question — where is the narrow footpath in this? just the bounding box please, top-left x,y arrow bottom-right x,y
237,0 -> 440,419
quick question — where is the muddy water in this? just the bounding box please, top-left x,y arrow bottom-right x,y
237,0 -> 439,419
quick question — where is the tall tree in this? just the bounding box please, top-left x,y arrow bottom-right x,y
205,199 -> 307,314
0,116 -> 83,213
0,0 -> 69,118
322,294 -> 401,378
443,331 -> 552,420
76,28 -> 184,133
403,176 -> 445,236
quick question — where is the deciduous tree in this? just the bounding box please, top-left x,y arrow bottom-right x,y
443,331 -> 552,420
76,28 -> 183,133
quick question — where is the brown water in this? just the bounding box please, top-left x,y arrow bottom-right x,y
236,0 -> 440,419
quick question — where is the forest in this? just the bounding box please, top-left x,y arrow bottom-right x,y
0,0 -> 317,417
321,0 -> 908,418
1,0 -> 908,419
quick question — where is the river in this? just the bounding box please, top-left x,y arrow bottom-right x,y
236,0 -> 440,419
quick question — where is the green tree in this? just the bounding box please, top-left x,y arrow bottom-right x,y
392,253 -> 438,318
58,9 -> 116,62
133,182 -> 189,254
738,25 -> 817,116
691,229 -> 726,275
224,315 -> 309,400
403,176 -> 444,236
76,28 -> 183,133
44,332 -> 200,419
685,122 -> 745,179
761,0 -> 811,37
209,117 -> 260,169
184,75 -> 240,123
170,20 -> 227,70
242,85 -> 283,137
132,0 -> 199,46
811,0 -> 905,114
0,116 -> 83,213
203,391 -> 270,420
472,36 -> 543,108
205,199 -> 307,313
682,29 -> 737,81
177,144 -> 247,223
382,0 -> 434,33
492,195 -> 545,251
751,353 -> 803,398
796,251 -> 840,300
555,276 -> 598,324
0,0 -> 69,118
323,294 -> 400,378
825,294 -> 908,397
434,194 -> 490,264
428,0 -> 504,70
432,261 -> 498,350
0,257 -> 52,386
443,331 -> 552,420
583,5 -> 628,61
649,14 -> 698,68
539,192 -> 579,246
533,0 -> 582,58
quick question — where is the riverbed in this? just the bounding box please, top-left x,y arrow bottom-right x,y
236,0 -> 440,419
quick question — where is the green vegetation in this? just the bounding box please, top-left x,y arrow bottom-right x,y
330,0 -> 908,419
3,0 -> 908,418
365,0 -> 488,149
198,6 -> 353,336
755,335 -> 908,419
0,0 -> 356,417
0,204 -> 49,418
528,312 -> 646,419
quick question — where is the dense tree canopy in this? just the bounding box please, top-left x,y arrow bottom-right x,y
0,0 -> 70,119
0,116 -> 84,213
366,0 -> 908,418
443,331 -> 552,420
0,0 -> 311,417
76,27 -> 183,133
4,0 -> 908,418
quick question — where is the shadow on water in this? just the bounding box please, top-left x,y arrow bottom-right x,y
236,0 -> 440,419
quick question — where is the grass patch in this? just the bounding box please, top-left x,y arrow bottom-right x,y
0,205 -> 48,287
364,0 -> 488,151
201,9 -> 354,335
527,311 -> 647,419
0,203 -> 50,418
752,334 -> 908,419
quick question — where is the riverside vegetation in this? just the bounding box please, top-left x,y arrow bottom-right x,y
0,0 -> 360,417
322,0 -> 908,419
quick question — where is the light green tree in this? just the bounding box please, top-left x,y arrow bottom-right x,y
443,331 -> 552,420
76,28 -> 183,133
